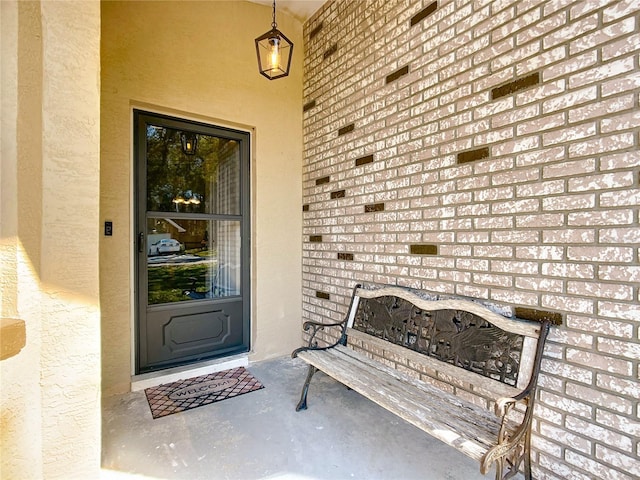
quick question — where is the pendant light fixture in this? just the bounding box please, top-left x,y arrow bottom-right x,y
255,0 -> 293,80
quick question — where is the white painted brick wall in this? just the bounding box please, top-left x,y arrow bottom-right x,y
303,0 -> 640,478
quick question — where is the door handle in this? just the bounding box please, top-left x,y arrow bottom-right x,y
138,232 -> 144,254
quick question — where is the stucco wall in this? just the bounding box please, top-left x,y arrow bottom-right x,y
101,1 -> 303,394
1,0 -> 101,478
302,1 -> 639,478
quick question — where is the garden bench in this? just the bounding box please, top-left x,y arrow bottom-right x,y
292,284 -> 551,480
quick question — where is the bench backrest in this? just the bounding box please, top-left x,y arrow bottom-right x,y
346,286 -> 546,392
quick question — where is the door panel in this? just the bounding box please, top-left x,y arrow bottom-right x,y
145,300 -> 243,366
135,110 -> 250,373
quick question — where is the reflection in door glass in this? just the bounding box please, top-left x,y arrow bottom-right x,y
147,218 -> 241,305
145,125 -> 240,215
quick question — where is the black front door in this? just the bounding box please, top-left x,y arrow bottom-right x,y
134,110 -> 250,373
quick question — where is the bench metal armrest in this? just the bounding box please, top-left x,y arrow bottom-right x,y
303,319 -> 346,331
495,390 -> 528,418
291,319 -> 347,358
480,321 -> 551,478
292,284 -> 362,358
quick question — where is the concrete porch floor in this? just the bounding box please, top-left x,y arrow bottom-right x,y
102,355 -> 510,480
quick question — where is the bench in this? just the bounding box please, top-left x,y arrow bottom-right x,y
292,284 -> 551,480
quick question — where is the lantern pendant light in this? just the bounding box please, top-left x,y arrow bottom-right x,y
255,0 -> 293,80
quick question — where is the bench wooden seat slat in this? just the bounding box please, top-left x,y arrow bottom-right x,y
299,346 -> 502,443
292,284 -> 551,480
298,345 -> 500,461
314,341 -> 507,432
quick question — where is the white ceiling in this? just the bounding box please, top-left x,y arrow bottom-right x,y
248,0 -> 326,22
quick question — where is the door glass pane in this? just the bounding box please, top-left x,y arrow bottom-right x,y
147,218 -> 241,305
145,125 -> 240,215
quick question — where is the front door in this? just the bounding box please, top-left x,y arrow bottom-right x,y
134,110 -> 250,373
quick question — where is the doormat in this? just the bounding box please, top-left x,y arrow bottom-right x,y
144,366 -> 264,419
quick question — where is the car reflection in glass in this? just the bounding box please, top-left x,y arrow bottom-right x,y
148,238 -> 182,256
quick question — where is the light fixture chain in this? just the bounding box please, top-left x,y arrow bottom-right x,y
272,0 -> 277,28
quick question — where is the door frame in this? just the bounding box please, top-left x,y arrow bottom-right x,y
130,105 -> 255,376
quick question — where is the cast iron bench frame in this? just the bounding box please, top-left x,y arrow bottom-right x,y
292,284 -> 551,480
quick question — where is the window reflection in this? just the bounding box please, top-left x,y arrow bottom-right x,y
146,218 -> 241,305
146,125 -> 240,215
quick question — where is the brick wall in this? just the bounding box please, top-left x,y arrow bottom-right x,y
302,1 -> 639,478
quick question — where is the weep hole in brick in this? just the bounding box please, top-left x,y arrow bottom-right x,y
457,147 -> 490,164
323,43 -> 337,60
355,154 -> 374,166
410,244 -> 438,255
386,65 -> 409,84
410,1 -> 438,26
491,72 -> 540,100
515,307 -> 563,325
364,203 -> 385,212
338,123 -> 355,136
309,22 -> 323,40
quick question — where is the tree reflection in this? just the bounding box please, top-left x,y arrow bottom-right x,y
146,125 -> 238,214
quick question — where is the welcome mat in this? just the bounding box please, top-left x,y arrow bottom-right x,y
144,366 -> 264,419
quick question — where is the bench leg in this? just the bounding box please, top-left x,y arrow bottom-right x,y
493,445 -> 528,480
524,428 -> 532,480
295,365 -> 318,411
